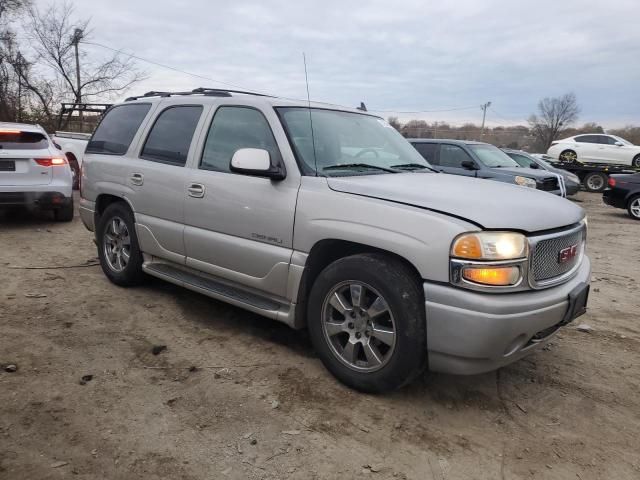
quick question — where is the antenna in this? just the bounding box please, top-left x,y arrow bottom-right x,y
303,52 -> 319,176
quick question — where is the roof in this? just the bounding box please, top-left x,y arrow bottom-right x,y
407,138 -> 487,146
122,88 -> 377,117
0,122 -> 45,133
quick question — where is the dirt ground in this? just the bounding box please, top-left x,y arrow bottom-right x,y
1,191 -> 639,480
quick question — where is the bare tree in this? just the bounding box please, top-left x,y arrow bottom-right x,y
0,0 -> 31,120
387,116 -> 401,131
528,93 -> 580,151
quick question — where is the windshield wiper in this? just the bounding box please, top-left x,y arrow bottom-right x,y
391,163 -> 437,172
323,163 -> 398,173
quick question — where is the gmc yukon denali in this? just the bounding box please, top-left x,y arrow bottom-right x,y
79,88 -> 591,392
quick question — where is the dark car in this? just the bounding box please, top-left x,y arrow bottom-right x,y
502,149 -> 580,196
409,139 -> 564,195
603,173 -> 640,220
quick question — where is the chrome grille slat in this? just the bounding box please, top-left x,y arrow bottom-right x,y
528,224 -> 586,288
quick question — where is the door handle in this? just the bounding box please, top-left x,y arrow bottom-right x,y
130,173 -> 144,186
187,183 -> 205,198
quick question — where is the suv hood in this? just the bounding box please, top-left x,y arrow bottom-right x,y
327,173 -> 584,233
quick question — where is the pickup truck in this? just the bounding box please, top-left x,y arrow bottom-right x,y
51,131 -> 90,189
79,88 -> 591,392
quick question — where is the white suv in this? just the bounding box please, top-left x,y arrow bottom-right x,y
0,122 -> 74,221
547,134 -> 640,167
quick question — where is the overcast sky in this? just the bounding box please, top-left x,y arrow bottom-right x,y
35,0 -> 640,127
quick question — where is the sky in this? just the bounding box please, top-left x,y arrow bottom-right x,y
31,0 -> 640,128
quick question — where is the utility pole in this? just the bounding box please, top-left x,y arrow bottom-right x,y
16,53 -> 23,123
71,28 -> 84,128
433,121 -> 438,139
480,101 -> 492,137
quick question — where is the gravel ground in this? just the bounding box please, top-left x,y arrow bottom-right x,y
1,191 -> 639,480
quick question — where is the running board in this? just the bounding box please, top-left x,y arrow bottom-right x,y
143,261 -> 296,326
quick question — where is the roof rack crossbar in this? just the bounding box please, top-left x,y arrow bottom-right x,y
125,87 -> 272,102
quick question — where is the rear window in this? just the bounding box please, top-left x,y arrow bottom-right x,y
0,131 -> 49,150
87,103 -> 151,155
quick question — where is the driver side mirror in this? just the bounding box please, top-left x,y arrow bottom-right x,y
230,148 -> 285,180
461,160 -> 478,170
529,163 -> 539,169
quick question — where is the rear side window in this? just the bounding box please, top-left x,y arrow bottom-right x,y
439,144 -> 473,168
412,143 -> 438,164
0,131 -> 49,150
574,135 -> 599,144
87,104 -> 151,155
200,106 -> 281,173
141,106 -> 203,166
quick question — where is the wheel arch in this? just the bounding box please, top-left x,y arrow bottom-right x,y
294,239 -> 424,328
94,193 -> 135,224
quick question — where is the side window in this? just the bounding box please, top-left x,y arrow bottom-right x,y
87,103 -> 151,155
140,106 -> 203,166
439,144 -> 473,168
601,136 -> 618,145
575,135 -> 598,144
510,153 -> 534,167
200,106 -> 281,173
412,143 -> 438,164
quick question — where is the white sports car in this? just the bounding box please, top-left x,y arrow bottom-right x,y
547,134 -> 640,167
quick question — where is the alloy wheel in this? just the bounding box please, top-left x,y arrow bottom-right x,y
560,151 -> 577,162
630,198 -> 640,218
321,281 -> 396,372
103,216 -> 131,272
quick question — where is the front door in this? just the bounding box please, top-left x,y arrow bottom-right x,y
183,105 -> 299,298
436,144 -> 479,177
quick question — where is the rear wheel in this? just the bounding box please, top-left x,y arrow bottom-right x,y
632,155 -> 640,168
628,195 -> 640,220
53,197 -> 74,222
583,172 -> 608,192
67,155 -> 80,190
307,253 -> 427,393
96,202 -> 145,286
559,150 -> 577,163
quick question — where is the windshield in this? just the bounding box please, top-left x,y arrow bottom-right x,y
276,108 -> 432,176
611,135 -> 634,146
470,144 -> 520,168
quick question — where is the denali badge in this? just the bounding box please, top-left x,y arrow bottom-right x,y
558,244 -> 579,264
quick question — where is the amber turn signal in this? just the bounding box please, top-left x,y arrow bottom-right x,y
462,266 -> 520,286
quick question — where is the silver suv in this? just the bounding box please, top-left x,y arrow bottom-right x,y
79,88 -> 591,392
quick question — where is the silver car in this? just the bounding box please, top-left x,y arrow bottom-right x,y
79,89 -> 591,392
0,122 -> 74,221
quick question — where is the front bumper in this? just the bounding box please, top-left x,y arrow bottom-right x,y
424,256 -> 591,375
79,197 -> 95,231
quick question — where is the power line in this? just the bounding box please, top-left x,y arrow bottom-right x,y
370,105 -> 480,114
81,40 -> 265,94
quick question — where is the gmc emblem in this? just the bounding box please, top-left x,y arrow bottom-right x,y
558,244 -> 579,264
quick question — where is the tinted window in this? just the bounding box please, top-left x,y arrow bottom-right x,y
87,104 -> 151,155
439,144 -> 474,168
600,135 -> 618,145
412,143 -> 438,163
141,106 -> 203,166
201,106 -> 281,172
574,135 -> 599,144
0,131 -> 49,150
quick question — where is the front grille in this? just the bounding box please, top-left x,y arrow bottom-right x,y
530,227 -> 585,284
537,177 -> 559,191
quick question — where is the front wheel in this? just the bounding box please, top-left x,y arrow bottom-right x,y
628,195 -> 640,220
96,202 -> 145,286
307,253 -> 427,393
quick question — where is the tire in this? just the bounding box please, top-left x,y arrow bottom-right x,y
628,195 -> 640,220
583,172 -> 608,192
307,253 -> 427,393
68,156 -> 80,190
96,202 -> 145,286
559,150 -> 577,163
632,155 -> 640,168
53,197 -> 74,222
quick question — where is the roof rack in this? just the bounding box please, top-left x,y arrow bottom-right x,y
125,87 -> 273,102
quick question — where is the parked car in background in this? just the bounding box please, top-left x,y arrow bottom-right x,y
79,89 -> 590,392
502,148 -> 580,196
410,139 -> 566,196
51,131 -> 91,189
547,134 -> 640,167
0,122 -> 74,221
603,173 -> 640,220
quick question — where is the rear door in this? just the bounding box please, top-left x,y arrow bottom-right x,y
126,103 -> 207,264
574,135 -> 600,162
0,130 -> 53,186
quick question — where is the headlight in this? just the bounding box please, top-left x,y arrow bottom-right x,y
514,176 -> 536,188
567,173 -> 580,183
451,232 -> 528,260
